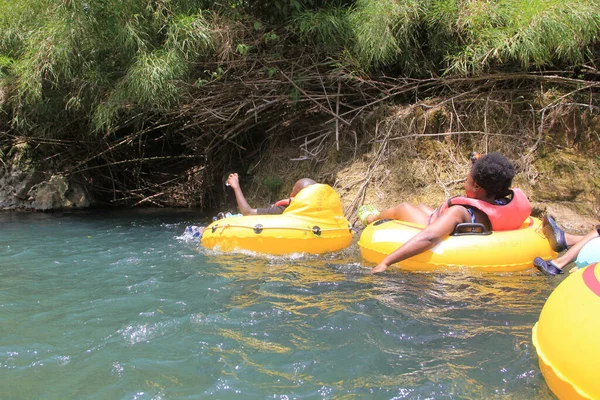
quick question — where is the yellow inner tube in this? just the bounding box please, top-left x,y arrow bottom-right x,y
201,184 -> 352,255
532,263 -> 600,400
358,217 -> 556,271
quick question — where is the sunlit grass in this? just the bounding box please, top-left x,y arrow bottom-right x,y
1,0 -> 599,137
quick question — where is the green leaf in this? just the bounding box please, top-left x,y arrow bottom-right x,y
236,43 -> 252,56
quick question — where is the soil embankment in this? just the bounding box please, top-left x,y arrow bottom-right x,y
242,99 -> 600,235
2,82 -> 599,239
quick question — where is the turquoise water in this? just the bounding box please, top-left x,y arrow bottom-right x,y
1,209 -> 561,399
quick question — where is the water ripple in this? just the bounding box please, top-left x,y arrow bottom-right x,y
0,210 -> 559,399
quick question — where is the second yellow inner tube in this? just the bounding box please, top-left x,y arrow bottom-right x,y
358,217 -> 556,271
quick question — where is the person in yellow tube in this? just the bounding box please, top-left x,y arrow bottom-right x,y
358,152 -> 531,273
226,173 -> 316,216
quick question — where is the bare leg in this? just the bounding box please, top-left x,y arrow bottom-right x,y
366,202 -> 431,225
565,232 -> 585,247
553,229 -> 599,269
416,204 -> 435,214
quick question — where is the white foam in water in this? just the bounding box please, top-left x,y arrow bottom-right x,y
177,225 -> 204,242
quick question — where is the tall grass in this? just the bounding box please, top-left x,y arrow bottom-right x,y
290,0 -> 600,75
2,0 -> 600,139
291,6 -> 350,52
1,0 -> 216,134
349,0 -> 424,72
435,0 -> 600,74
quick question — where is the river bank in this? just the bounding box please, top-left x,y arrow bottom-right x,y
236,100 -> 600,235
2,86 -> 599,238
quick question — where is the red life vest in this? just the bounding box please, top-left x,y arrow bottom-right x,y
273,198 -> 292,207
435,188 -> 531,231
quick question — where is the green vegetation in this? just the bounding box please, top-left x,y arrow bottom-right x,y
0,0 -> 599,208
435,0 -> 600,74
292,0 -> 600,74
1,0 -> 217,134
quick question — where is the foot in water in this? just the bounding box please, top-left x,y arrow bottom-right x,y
534,257 -> 564,276
184,225 -> 205,239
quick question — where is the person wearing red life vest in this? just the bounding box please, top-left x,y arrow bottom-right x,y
360,152 -> 531,273
226,173 -> 316,216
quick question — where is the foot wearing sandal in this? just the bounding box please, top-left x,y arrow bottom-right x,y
357,205 -> 379,226
542,215 -> 568,252
534,257 -> 564,276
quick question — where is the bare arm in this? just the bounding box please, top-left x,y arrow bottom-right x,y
372,206 -> 471,273
227,173 -> 257,216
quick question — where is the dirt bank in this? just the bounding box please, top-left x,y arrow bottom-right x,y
243,100 -> 600,236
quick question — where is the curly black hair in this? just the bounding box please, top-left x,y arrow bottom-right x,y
471,152 -> 515,198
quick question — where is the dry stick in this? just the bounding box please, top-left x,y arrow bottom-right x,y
433,169 -> 464,198
328,72 -> 600,127
5,134 -> 80,145
279,70 -> 351,127
540,82 -> 600,112
484,95 -> 489,153
560,102 -> 600,111
385,131 -> 492,140
245,99 -> 279,114
337,176 -> 368,192
295,131 -> 330,147
292,132 -> 330,160
132,192 -> 166,207
323,79 -> 440,126
347,143 -> 386,220
286,78 -> 374,157
525,105 -> 546,159
69,155 -> 197,174
314,65 -> 338,153
67,121 -> 175,175
201,111 -> 259,153
336,81 -> 341,151
345,122 -> 391,221
290,128 -> 331,142
164,72 -> 564,191
251,97 -> 258,124
516,103 -> 545,180
101,111 -> 147,140
421,85 -> 483,109
451,98 -> 465,134
315,64 -> 334,114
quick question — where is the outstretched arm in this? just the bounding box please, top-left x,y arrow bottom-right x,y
227,173 -> 257,215
372,206 -> 471,273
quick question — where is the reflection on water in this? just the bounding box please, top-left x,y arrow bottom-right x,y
1,210 -> 559,399
212,249 -> 372,319
200,243 -> 557,398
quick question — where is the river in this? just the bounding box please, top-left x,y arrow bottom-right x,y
1,209 -> 560,399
